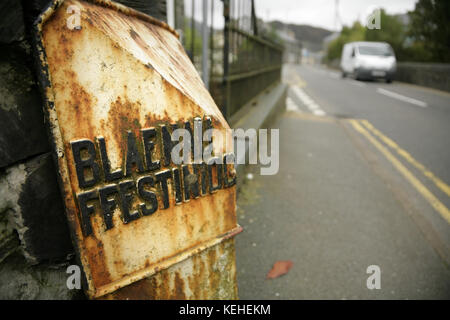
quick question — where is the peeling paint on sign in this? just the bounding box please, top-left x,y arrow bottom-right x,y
32,0 -> 240,298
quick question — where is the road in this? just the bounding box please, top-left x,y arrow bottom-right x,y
289,65 -> 450,191
235,64 -> 450,299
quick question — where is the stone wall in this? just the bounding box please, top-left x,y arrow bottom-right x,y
395,62 -> 450,93
0,0 -> 79,300
0,0 -> 167,300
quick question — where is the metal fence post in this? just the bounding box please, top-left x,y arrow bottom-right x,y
222,0 -> 231,121
209,0 -> 214,85
201,0 -> 209,89
190,0 -> 195,61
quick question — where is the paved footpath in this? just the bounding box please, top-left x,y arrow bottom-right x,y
235,65 -> 450,299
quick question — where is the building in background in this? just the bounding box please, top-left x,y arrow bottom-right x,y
276,28 -> 302,64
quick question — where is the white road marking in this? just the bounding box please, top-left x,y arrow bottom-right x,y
286,96 -> 301,111
291,85 -> 327,116
377,88 -> 428,107
349,79 -> 366,87
313,109 -> 326,116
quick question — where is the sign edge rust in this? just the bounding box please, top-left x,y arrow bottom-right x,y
32,0 -> 242,298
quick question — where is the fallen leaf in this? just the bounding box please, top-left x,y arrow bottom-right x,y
266,260 -> 293,279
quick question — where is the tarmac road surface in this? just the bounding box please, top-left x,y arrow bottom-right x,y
235,64 -> 450,299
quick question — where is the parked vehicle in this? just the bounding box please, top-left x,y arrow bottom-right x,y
340,41 -> 396,82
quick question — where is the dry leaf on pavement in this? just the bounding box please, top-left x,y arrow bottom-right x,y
266,260 -> 293,279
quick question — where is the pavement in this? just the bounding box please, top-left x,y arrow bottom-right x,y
235,64 -> 450,299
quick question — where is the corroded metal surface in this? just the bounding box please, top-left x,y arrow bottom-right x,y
33,0 -> 240,298
103,239 -> 238,300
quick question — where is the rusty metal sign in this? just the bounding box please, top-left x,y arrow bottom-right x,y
33,0 -> 241,298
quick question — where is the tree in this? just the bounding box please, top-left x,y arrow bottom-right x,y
408,0 -> 450,62
324,6 -> 449,63
325,22 -> 365,62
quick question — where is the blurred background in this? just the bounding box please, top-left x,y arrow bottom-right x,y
163,0 -> 450,299
0,0 -> 449,299
166,0 -> 449,119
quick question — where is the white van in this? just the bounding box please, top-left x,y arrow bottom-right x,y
340,41 -> 396,82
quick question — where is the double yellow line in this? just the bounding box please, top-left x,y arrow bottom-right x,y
349,119 -> 450,224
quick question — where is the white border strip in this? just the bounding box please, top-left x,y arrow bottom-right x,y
291,86 -> 327,116
377,88 -> 428,108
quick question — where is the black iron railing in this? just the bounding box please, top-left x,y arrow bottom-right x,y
178,0 -> 283,120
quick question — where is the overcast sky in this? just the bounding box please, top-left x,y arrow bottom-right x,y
182,0 -> 418,31
254,0 -> 418,31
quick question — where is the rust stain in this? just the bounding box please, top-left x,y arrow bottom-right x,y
79,0 -> 228,127
69,72 -> 96,140
173,272 -> 187,300
162,80 -> 201,121
85,237 -> 112,287
36,0 -> 239,299
129,28 -> 148,51
101,240 -> 237,299
108,96 -> 142,160
223,188 -> 237,228
188,249 -> 206,299
100,276 -> 158,300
